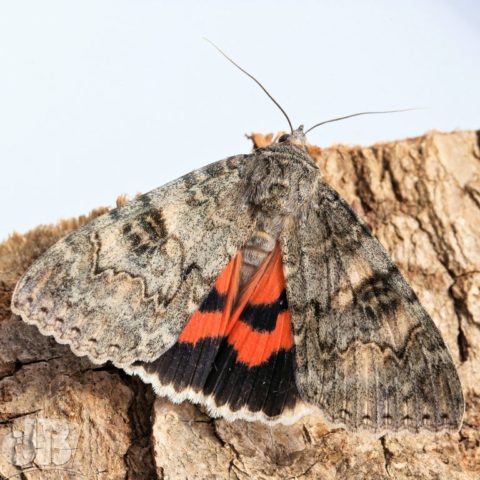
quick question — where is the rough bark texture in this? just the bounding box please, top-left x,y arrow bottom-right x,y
0,130 -> 479,479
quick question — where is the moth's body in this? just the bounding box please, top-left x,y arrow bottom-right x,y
11,127 -> 464,434
239,133 -> 320,289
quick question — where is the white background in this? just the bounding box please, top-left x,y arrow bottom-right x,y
1,1 -> 478,240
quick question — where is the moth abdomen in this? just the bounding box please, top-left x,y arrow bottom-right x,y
240,229 -> 277,289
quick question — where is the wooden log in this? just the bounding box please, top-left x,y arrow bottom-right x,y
0,130 -> 479,479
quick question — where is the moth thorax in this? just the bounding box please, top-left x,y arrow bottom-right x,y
240,229 -> 277,289
245,146 -> 321,217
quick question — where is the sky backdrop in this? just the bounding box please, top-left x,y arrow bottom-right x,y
1,0 -> 479,239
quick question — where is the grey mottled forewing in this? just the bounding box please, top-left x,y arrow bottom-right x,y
280,180 -> 464,433
12,155 -> 257,367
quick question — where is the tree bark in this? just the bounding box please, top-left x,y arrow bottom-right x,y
0,130 -> 479,479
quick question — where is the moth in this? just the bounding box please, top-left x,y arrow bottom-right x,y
11,46 -> 464,435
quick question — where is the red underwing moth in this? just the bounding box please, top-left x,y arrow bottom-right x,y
11,46 -> 464,435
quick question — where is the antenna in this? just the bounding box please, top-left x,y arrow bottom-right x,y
204,38 -> 294,133
305,109 -> 416,134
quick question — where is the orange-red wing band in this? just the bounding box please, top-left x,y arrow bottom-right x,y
178,252 -> 241,344
135,242 -> 299,418
227,243 -> 293,367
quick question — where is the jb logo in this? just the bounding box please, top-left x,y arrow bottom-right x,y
1,417 -> 78,467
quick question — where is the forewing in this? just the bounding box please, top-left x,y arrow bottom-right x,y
12,155 -> 257,367
280,180 -> 464,433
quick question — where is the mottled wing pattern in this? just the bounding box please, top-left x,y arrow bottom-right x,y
129,243 -> 309,423
11,155 -> 257,367
281,180 -> 464,433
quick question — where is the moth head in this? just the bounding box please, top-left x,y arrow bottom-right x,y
276,126 -> 308,149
